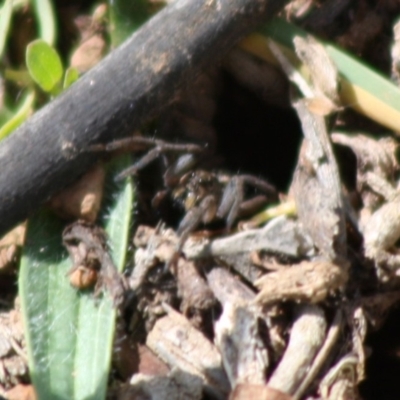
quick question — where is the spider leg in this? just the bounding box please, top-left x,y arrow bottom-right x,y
115,142 -> 203,181
238,195 -> 269,217
177,195 -> 216,250
217,175 -> 277,229
91,136 -> 161,152
239,174 -> 277,198
115,147 -> 164,180
217,176 -> 244,229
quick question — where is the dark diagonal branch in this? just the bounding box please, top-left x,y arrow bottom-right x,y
0,0 -> 288,236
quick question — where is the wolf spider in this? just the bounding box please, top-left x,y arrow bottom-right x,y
97,136 -> 277,250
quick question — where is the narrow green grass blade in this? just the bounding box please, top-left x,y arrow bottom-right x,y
32,0 -> 56,45
0,90 -> 35,139
19,156 -> 134,400
0,0 -> 13,59
240,18 -> 400,132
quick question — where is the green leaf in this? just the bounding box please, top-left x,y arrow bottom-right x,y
0,0 -> 13,59
32,0 -> 56,45
63,67 -> 79,89
0,90 -> 35,140
26,39 -> 63,93
19,156 -> 134,400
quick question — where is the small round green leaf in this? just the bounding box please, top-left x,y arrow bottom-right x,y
26,39 -> 63,93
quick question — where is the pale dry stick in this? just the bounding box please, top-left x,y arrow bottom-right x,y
206,267 -> 256,305
293,310 -> 342,399
268,40 -> 314,98
268,304 -> 327,395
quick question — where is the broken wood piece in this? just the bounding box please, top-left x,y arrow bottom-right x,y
291,100 -> 346,262
207,267 -> 256,306
254,260 -> 347,306
127,369 -> 203,400
175,258 -> 216,317
146,304 -> 230,399
201,216 -> 314,259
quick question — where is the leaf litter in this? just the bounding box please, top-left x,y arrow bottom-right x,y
3,1 -> 400,399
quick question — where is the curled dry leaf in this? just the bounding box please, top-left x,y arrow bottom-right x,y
63,220 -> 127,306
49,165 -> 105,222
254,260 -> 348,306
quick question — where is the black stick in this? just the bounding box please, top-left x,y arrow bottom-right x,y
0,0 -> 287,236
